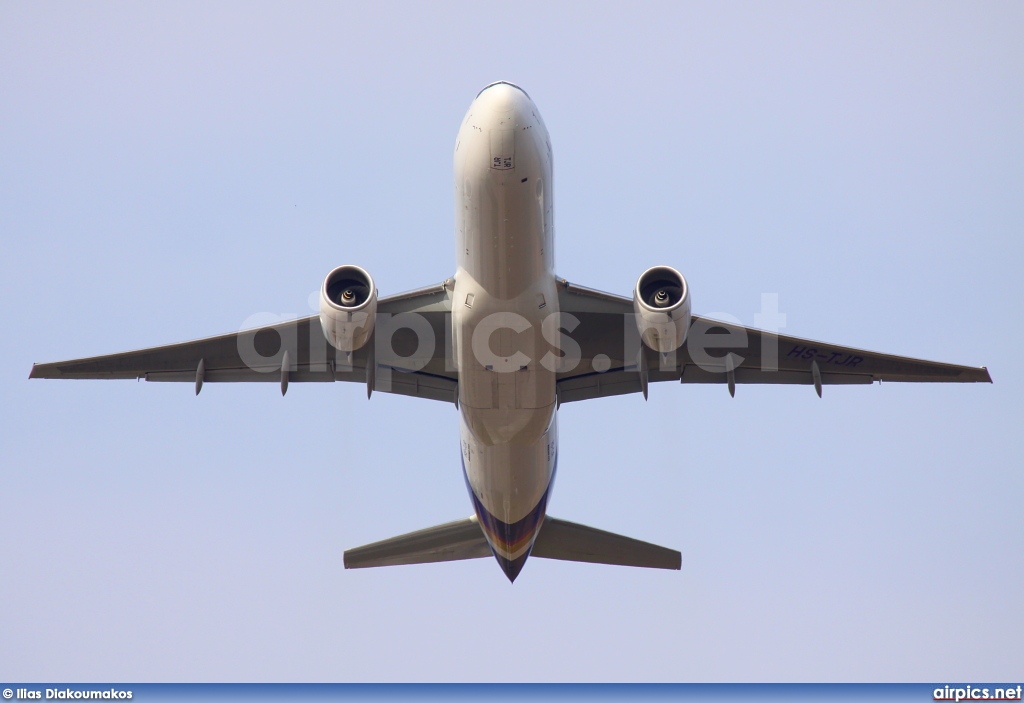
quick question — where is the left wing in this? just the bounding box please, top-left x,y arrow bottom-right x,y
30,283 -> 459,403
554,279 -> 991,403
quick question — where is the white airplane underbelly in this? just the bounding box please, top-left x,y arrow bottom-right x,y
452,81 -> 558,580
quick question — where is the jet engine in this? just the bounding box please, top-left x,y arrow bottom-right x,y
319,265 -> 377,352
633,265 -> 691,353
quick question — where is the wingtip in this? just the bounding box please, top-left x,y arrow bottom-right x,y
28,363 -> 57,379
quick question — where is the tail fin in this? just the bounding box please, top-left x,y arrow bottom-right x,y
532,517 -> 681,570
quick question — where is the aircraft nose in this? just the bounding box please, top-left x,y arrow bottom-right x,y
474,80 -> 532,115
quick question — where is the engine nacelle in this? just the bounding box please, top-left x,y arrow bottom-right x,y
633,265 -> 692,353
319,265 -> 377,352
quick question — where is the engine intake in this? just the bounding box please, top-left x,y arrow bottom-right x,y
633,265 -> 691,353
320,265 -> 377,352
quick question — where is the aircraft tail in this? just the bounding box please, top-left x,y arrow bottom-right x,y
343,515 -> 680,571
532,517 -> 681,570
343,516 -> 492,569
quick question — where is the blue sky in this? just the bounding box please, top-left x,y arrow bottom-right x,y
1,1 -> 1021,681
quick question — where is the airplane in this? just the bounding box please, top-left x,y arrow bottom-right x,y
30,81 -> 992,582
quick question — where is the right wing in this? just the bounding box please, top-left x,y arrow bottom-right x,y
30,282 -> 459,403
555,279 -> 991,403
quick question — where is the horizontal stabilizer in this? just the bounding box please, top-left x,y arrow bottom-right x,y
344,516 -> 491,569
532,517 -> 681,570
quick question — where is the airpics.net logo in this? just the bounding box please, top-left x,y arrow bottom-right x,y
934,685 -> 1023,701
236,293 -> 792,384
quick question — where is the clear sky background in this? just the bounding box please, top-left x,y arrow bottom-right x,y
1,1 -> 1021,682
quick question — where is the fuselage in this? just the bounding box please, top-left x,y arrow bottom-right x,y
452,82 -> 557,581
